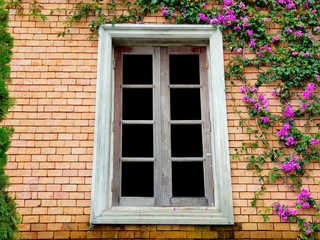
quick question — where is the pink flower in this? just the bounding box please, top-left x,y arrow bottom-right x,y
285,2 -> 295,8
284,103 -> 295,118
260,117 -> 269,123
298,24 -> 304,28
246,29 -> 253,35
303,53 -> 312,57
272,88 -> 281,96
261,18 -> 270,22
292,50 -> 298,56
171,13 -> 177,17
306,228 -> 311,235
310,138 -> 319,145
210,18 -> 220,24
307,83 -> 315,91
285,136 -> 295,146
317,75 -> 320,81
223,0 -> 234,6
136,21 -> 142,24
310,100 -> 316,104
248,38 -> 255,48
301,103 -> 307,110
242,21 -> 250,27
285,28 -> 293,33
198,13 -> 208,21
295,31 -> 303,37
281,155 -> 302,171
302,90 -> 311,98
233,48 -> 242,53
239,2 -> 246,9
202,3 -> 207,8
258,50 -> 264,58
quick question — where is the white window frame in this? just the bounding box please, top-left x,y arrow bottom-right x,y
90,24 -> 234,225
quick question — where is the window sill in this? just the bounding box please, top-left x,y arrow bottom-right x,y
92,207 -> 233,225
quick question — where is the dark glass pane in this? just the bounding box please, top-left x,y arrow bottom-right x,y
123,89 -> 153,120
171,125 -> 203,157
122,124 -> 153,157
172,162 -> 204,197
170,89 -> 201,120
170,55 -> 200,84
121,162 -> 154,197
123,55 -> 152,84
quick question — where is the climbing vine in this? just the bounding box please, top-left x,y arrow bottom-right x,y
5,0 -> 320,238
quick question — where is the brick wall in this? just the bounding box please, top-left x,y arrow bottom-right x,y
5,0 -> 319,239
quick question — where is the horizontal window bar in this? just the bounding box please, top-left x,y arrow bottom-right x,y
169,85 -> 202,88
170,157 -> 205,162
170,197 -> 208,206
121,120 -> 154,124
120,197 -> 155,207
121,84 -> 154,88
169,120 -> 203,125
120,157 -> 155,162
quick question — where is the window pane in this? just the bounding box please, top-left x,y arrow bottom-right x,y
170,89 -> 201,120
172,162 -> 205,197
122,124 -> 153,157
123,55 -> 153,84
169,55 -> 200,84
171,125 -> 203,157
121,162 -> 154,197
123,89 -> 153,120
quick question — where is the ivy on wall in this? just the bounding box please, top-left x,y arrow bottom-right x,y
5,0 -> 320,239
0,0 -> 20,239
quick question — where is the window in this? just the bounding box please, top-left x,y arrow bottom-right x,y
113,46 -> 213,207
90,24 -> 233,225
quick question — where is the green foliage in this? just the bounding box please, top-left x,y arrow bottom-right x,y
0,0 -> 20,239
3,0 -> 320,238
28,0 -> 47,20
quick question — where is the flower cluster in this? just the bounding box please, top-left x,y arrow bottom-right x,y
160,6 -> 171,16
277,122 -> 290,139
310,138 -> 319,145
283,103 -> 295,120
273,202 -> 297,221
295,189 -> 311,209
301,82 -> 316,99
281,155 -> 304,172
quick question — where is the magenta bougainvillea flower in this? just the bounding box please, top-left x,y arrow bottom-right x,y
310,138 -> 319,145
285,136 -> 295,146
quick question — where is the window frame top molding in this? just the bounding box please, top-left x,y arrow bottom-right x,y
91,24 -> 234,225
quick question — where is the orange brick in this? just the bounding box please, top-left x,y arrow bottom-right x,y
250,231 -> 266,238
38,231 -> 54,239
87,231 -> 102,238
102,231 -> 118,238
150,231 -> 165,238
134,231 -> 149,238
165,231 -> 187,238
202,231 -> 218,238
54,231 -> 70,239
119,231 -> 134,238
242,223 -> 257,230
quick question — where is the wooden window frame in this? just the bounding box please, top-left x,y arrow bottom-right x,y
113,46 -> 213,207
90,24 -> 234,225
